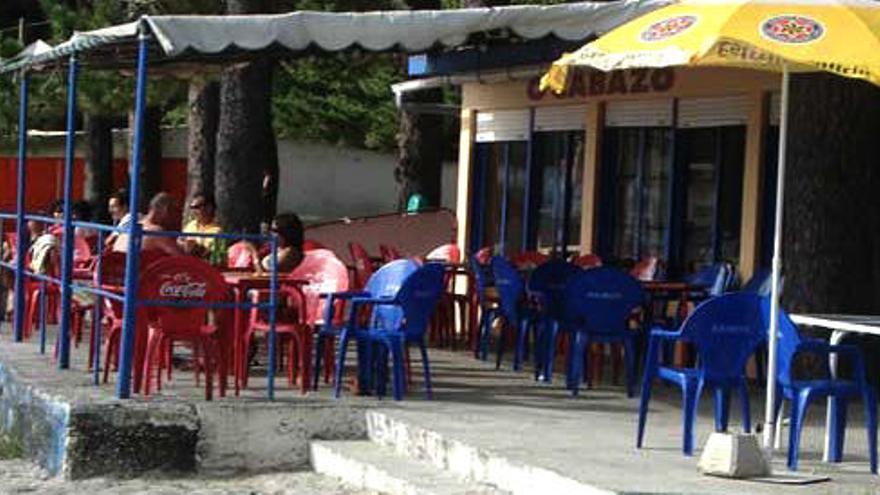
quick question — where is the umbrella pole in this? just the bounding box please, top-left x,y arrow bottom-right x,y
763,65 -> 790,451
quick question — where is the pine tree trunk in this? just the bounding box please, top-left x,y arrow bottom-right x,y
215,0 -> 278,233
783,73 -> 880,314
128,106 -> 163,207
784,74 -> 880,379
185,78 -> 219,220
84,114 -> 114,222
395,88 -> 445,210
397,0 -> 445,211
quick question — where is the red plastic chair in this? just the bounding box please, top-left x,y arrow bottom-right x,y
99,250 -> 167,385
571,253 -> 603,269
379,244 -> 403,263
242,249 -> 350,394
140,256 -> 232,400
303,239 -> 325,252
227,241 -> 255,269
348,242 -> 374,289
509,251 -> 550,271
424,243 -> 464,347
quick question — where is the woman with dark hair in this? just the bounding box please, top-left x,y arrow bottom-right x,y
246,212 -> 304,273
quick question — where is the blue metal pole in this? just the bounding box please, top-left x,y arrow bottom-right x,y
57,52 -> 80,369
521,109 -> 535,252
92,231 -> 104,385
267,237 -> 278,400
116,27 -> 149,399
12,72 -> 30,343
499,144 -> 511,255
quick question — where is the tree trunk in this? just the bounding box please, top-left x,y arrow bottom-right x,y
185,78 -> 219,221
396,0 -> 445,211
84,114 -> 114,223
128,106 -> 163,208
784,74 -> 880,378
395,88 -> 446,210
783,73 -> 880,314
215,0 -> 277,233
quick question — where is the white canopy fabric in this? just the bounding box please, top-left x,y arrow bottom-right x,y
1,1 -> 672,74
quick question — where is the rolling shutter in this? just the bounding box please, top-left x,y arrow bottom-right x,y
677,95 -> 750,128
475,110 -> 529,142
605,99 -> 673,127
534,105 -> 586,132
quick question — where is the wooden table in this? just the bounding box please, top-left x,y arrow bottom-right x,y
789,313 -> 880,461
222,272 -> 308,395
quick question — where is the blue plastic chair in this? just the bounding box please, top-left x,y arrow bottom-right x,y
486,256 -> 539,371
687,262 -> 733,299
637,292 -> 766,456
470,254 -> 499,360
340,263 -> 445,401
323,259 -> 419,398
562,267 -> 644,397
766,302 -> 878,473
527,259 -> 581,381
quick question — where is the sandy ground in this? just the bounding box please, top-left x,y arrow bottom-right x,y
0,459 -> 370,495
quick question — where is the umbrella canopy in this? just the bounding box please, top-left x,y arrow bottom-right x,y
538,0 -> 880,455
541,0 -> 880,92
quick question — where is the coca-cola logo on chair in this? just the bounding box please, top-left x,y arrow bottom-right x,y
158,272 -> 208,299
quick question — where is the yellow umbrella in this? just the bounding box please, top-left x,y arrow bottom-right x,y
541,0 -> 880,456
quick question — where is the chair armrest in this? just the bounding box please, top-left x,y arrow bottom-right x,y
320,290 -> 370,300
649,327 -> 682,340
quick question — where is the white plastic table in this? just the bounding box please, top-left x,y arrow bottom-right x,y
789,314 -> 880,462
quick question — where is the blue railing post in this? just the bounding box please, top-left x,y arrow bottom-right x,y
12,71 -> 30,343
92,231 -> 104,385
57,52 -> 80,369
116,26 -> 149,399
267,236 -> 278,400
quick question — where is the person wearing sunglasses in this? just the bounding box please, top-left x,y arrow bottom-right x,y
181,193 -> 222,257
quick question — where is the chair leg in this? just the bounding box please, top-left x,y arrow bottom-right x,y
494,319 -> 506,370
682,378 -> 704,456
312,334 -> 324,391
637,372 -> 653,449
829,396 -> 849,463
513,318 -> 529,372
566,332 -> 588,396
623,338 -> 636,399
419,341 -> 432,400
738,381 -> 751,433
787,388 -> 813,471
543,322 -> 560,383
332,330 -> 350,399
863,389 -> 878,474
714,387 -> 731,433
390,342 -> 406,401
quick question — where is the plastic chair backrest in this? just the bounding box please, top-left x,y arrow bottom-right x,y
527,259 -> 580,319
379,244 -> 403,263
630,256 -> 659,281
138,256 -> 231,333
227,241 -> 255,269
291,249 -> 349,325
348,242 -> 374,289
474,246 -> 492,265
425,243 -> 461,264
742,269 -> 772,297
490,256 -> 524,322
687,263 -> 728,296
396,263 -> 445,337
366,259 -> 419,330
564,267 -> 644,334
760,299 -> 803,389
571,253 -> 603,269
95,250 -> 166,286
509,251 -> 550,270
73,235 -> 92,263
303,239 -> 325,251
678,292 -> 766,383
470,254 -> 493,304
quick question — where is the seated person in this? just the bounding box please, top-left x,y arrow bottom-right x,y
243,213 -> 304,274
181,193 -> 222,257
113,192 -> 184,256
105,189 -> 139,250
